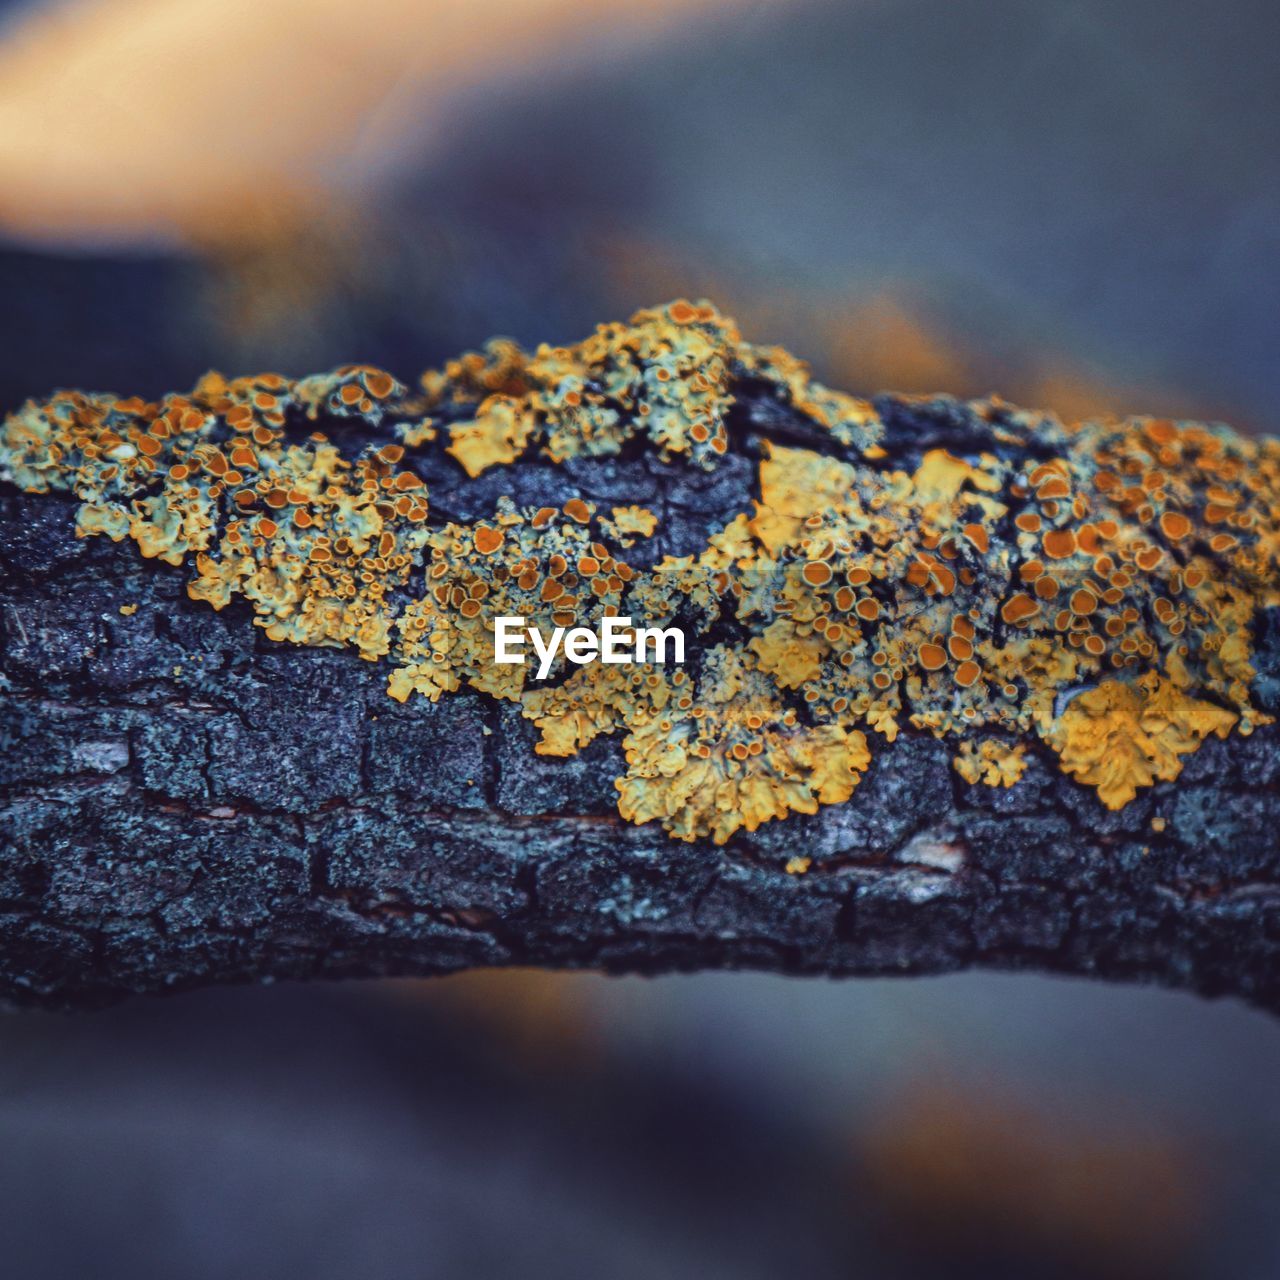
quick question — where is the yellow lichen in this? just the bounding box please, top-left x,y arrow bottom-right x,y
954,739 -> 1028,788
420,301 -> 883,473
446,397 -> 538,478
606,649 -> 871,844
600,504 -> 659,547
1048,675 -> 1237,809
3,301 -> 1277,843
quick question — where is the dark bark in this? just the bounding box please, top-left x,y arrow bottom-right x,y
3,389 -> 1280,1011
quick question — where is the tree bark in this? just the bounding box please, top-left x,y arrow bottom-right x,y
3,387 -> 1280,1011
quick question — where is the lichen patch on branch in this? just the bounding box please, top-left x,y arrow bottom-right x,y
3,301 -> 1277,843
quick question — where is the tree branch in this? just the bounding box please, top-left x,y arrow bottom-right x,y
2,368 -> 1279,1011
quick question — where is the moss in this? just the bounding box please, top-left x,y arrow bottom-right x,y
3,300 -> 1277,843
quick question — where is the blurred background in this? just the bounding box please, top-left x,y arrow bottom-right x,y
1,0 -> 1278,1275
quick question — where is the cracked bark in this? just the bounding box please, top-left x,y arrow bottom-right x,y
2,386 -> 1280,1011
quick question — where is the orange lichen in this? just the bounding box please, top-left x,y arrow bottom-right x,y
473,526 -> 505,555
919,643 -> 948,671
1001,594 -> 1040,626
3,299 -> 1278,842
1042,528 -> 1077,559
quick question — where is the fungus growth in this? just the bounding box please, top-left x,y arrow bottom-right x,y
3,302 -> 1277,843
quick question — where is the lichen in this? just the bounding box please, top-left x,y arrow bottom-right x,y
954,739 -> 1028,789
3,300 -> 1277,842
422,301 -> 883,474
600,505 -> 659,548
1047,674 -> 1237,809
